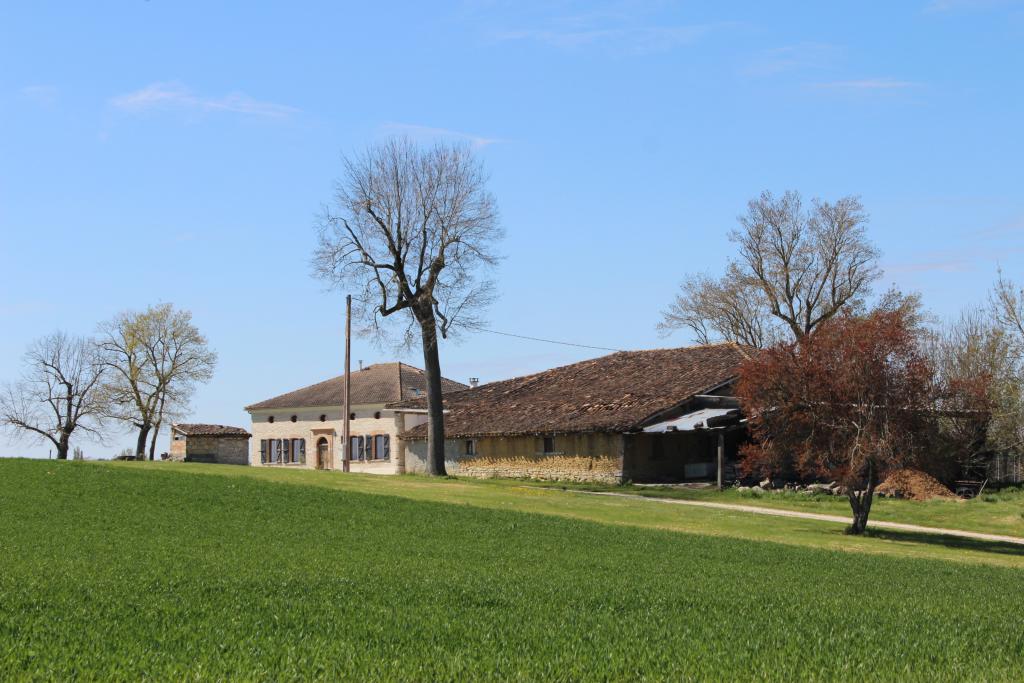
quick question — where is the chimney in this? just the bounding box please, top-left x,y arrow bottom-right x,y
358,360 -> 363,371
469,377 -> 479,388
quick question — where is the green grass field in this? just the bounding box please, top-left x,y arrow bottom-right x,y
514,479 -> 1024,537
2,460 -> 1023,681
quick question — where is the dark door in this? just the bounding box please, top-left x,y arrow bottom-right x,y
317,437 -> 329,470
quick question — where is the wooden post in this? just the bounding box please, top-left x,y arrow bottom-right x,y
342,294 -> 351,473
716,431 -> 725,491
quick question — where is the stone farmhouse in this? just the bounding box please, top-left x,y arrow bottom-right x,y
245,363 -> 468,473
394,343 -> 751,484
169,423 -> 251,465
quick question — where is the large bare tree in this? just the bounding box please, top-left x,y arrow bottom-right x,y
991,268 -> 1024,352
98,304 -> 217,459
978,269 -> 1024,454
658,266 -> 781,348
312,137 -> 502,476
662,191 -> 881,345
0,332 -> 107,460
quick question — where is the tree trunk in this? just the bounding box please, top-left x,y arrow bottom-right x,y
149,421 -> 161,461
417,310 -> 447,477
135,424 -> 151,460
846,463 -> 879,535
55,432 -> 70,460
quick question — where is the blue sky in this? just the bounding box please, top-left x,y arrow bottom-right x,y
2,1 -> 1022,458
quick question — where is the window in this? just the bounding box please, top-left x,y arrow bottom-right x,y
349,412 -> 356,421
320,414 -> 326,422
267,415 -> 274,424
350,436 -> 363,461
465,439 -> 476,456
261,438 -> 305,465
542,436 -> 555,454
361,436 -> 373,460
290,415 -> 297,423
374,411 -> 381,419
374,435 -> 390,460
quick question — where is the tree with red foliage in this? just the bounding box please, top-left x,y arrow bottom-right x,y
737,309 -> 935,534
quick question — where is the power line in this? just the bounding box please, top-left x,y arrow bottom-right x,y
347,296 -> 623,352
467,326 -> 623,353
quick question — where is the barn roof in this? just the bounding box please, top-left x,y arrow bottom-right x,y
244,362 -> 468,411
172,423 -> 251,438
395,343 -> 751,439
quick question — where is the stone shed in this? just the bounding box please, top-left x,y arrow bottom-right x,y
168,423 -> 251,465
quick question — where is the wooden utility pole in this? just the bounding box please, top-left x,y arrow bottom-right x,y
342,294 -> 351,473
716,432 -> 725,491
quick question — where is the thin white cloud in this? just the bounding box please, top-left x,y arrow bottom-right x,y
811,78 -> 921,91
19,85 -> 58,106
885,258 -> 973,275
972,216 -> 1024,239
110,82 -> 298,118
381,123 -> 502,149
925,0 -> 1019,12
742,43 -> 839,77
492,23 -> 718,53
886,244 -> 1024,274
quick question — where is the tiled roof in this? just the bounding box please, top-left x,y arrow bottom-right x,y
397,343 -> 752,439
172,423 -> 251,437
244,362 -> 468,411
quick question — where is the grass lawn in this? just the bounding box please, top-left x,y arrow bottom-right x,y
513,479 -> 1024,538
1,459 -> 1023,680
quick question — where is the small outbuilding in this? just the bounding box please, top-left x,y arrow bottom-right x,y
168,423 -> 251,465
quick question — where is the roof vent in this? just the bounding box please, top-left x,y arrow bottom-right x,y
469,377 -> 479,388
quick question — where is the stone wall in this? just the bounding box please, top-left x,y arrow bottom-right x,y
210,437 -> 249,465
169,435 -> 187,461
405,432 -> 625,483
167,435 -> 251,465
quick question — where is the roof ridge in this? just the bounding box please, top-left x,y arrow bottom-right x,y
610,340 -> 747,354
245,360 -> 467,411
453,343 -> 744,391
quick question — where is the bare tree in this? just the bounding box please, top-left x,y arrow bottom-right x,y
0,332 -> 107,460
663,191 -> 881,344
658,266 -> 782,348
927,311 -> 1019,472
979,269 -> 1024,454
991,267 -> 1024,353
312,138 -> 502,476
98,304 -> 217,459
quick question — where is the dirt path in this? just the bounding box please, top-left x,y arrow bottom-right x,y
567,490 -> 1024,547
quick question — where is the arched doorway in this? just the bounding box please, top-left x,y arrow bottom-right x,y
316,437 -> 329,470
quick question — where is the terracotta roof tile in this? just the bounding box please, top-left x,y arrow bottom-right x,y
397,343 -> 751,439
172,423 -> 251,437
244,362 -> 468,411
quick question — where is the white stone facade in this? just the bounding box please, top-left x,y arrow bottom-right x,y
247,403 -> 426,474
